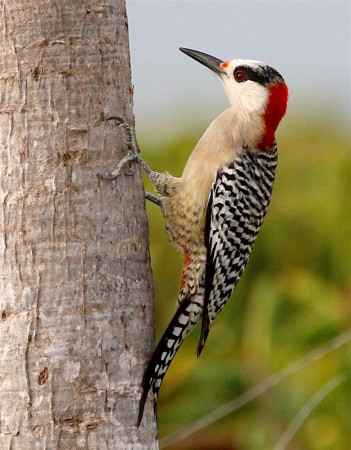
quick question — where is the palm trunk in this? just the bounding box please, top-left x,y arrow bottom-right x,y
0,0 -> 157,448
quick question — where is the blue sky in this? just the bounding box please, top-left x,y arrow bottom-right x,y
127,1 -> 350,138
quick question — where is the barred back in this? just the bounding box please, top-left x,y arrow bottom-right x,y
198,145 -> 278,353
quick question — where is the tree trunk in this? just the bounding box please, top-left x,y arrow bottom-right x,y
0,0 -> 157,448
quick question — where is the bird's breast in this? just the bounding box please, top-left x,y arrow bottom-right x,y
163,109 -> 241,251
163,178 -> 210,252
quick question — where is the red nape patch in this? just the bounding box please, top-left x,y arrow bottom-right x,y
259,82 -> 288,151
220,61 -> 229,68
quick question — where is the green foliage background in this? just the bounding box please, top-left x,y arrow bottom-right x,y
139,115 -> 351,450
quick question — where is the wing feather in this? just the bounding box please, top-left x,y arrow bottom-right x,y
197,147 -> 278,355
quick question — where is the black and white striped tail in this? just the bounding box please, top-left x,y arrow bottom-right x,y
137,297 -> 202,427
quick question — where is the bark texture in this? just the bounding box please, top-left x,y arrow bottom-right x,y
0,1 -> 157,448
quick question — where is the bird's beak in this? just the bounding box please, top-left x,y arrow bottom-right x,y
180,48 -> 227,76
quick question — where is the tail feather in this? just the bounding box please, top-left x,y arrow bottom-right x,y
196,310 -> 210,357
137,297 -> 202,427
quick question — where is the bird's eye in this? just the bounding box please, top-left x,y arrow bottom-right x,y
234,69 -> 246,83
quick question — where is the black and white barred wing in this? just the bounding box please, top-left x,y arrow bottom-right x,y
197,149 -> 278,355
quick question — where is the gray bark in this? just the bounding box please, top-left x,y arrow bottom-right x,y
0,0 -> 157,448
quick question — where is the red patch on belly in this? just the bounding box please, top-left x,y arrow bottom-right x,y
179,250 -> 190,291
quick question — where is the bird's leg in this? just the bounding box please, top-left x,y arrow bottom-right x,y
102,116 -> 164,207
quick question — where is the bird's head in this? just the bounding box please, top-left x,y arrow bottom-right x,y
180,47 -> 288,150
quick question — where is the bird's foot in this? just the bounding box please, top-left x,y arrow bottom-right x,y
101,116 -> 142,180
102,150 -> 139,180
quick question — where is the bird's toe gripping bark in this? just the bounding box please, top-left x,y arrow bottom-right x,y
102,116 -> 163,207
101,116 -> 140,180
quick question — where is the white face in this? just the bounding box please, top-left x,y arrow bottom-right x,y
218,59 -> 269,115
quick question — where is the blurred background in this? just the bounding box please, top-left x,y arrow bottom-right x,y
127,1 -> 351,449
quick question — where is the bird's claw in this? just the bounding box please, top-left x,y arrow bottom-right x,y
101,116 -> 139,180
106,116 -> 134,150
101,150 -> 139,180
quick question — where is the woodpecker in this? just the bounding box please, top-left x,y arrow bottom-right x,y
105,48 -> 288,426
